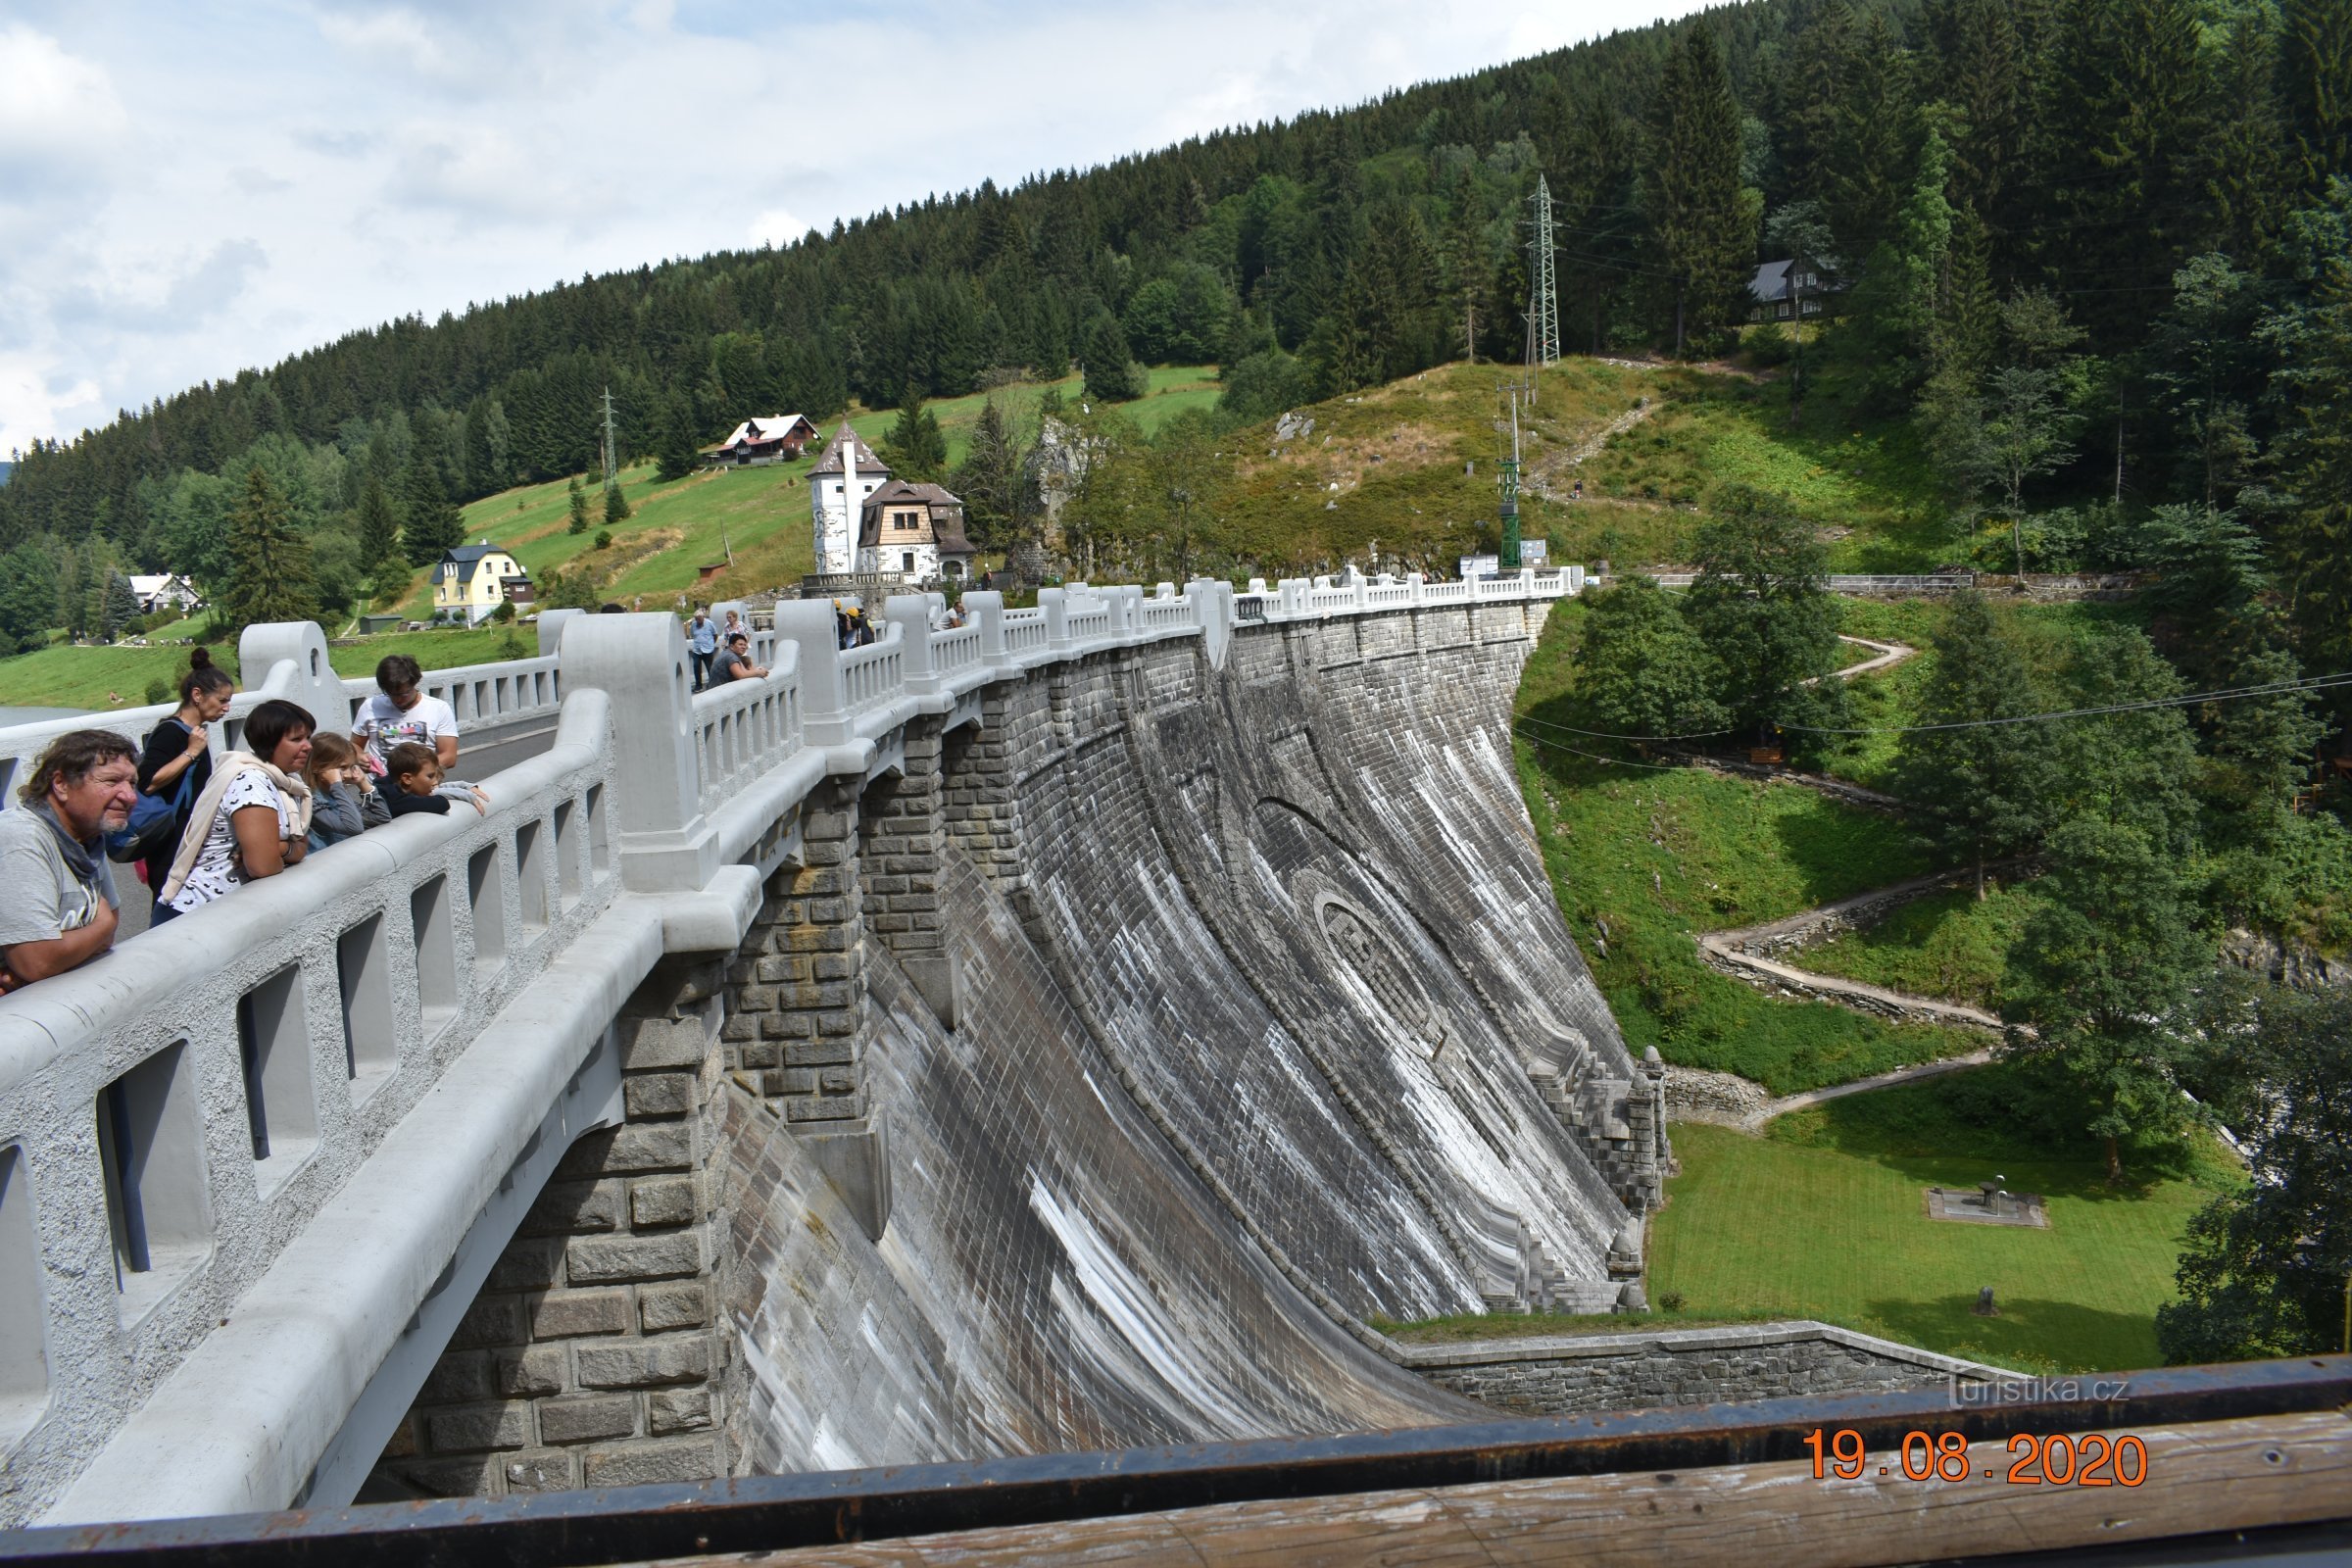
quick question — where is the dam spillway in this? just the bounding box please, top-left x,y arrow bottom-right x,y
700,606 -> 1654,1475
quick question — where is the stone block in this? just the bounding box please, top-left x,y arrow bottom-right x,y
450,1295 -> 524,1351
526,1288 -> 631,1340
565,1231 -> 703,1285
486,1237 -> 566,1294
576,1338 -> 711,1390
377,1416 -> 418,1460
520,1180 -> 620,1238
629,1175 -> 698,1228
581,1438 -> 721,1489
781,1038 -> 854,1068
537,1396 -> 639,1445
503,1450 -> 580,1494
595,1121 -> 694,1174
620,1014 -> 711,1071
638,1282 -> 709,1333
624,1072 -> 699,1118
755,955 -> 810,985
782,1092 -> 867,1122
425,1400 -> 532,1453
491,1345 -> 568,1398
810,953 -> 855,981
418,1351 -> 490,1404
649,1388 -> 712,1436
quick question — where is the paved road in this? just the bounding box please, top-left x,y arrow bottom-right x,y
114,715 -> 560,940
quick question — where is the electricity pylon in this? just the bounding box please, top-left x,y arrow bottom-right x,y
1523,175 -> 1561,391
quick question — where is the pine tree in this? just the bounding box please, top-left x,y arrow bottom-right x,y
1653,24 -> 1757,353
220,465 -> 319,637
401,448 -> 464,566
1895,590 -> 2064,896
567,475 -> 591,536
2280,0 -> 2352,200
357,473 -> 401,571
604,480 -> 632,525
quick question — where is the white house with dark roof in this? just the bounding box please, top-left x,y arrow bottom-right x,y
430,542 -> 533,625
808,421 -> 888,577
710,415 -> 818,466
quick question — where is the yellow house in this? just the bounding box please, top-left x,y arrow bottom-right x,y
430,544 -> 534,625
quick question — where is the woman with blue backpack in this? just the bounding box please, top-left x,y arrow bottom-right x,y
127,649 -> 234,921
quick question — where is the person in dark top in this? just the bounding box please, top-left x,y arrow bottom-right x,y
135,649 -> 234,910
383,742 -> 487,817
704,632 -> 767,689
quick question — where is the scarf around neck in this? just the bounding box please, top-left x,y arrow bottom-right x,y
29,800 -> 110,897
156,751 -> 315,904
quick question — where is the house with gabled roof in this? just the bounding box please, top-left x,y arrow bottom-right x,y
430,542 -> 534,625
855,478 -> 977,586
710,415 -> 819,466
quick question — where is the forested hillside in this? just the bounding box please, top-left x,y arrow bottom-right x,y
0,0 -> 2346,668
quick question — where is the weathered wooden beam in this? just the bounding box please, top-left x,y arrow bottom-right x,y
711,1410 -> 2352,1568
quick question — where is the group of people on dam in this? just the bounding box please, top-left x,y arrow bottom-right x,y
0,652 -> 489,993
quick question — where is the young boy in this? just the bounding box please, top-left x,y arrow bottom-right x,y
383,743 -> 489,817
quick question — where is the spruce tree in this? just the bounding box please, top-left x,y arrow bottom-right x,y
951,398 -> 1025,549
100,570 -> 141,642
604,480 -> 632,525
220,465 -> 319,637
1080,316 -> 1147,402
1683,485 -> 1850,745
1894,590 -> 2063,897
1653,24 -> 1756,353
654,395 -> 701,482
357,473 -> 401,571
2274,256 -> 2352,675
879,397 -> 949,481
567,475 -> 591,535
401,450 -> 463,566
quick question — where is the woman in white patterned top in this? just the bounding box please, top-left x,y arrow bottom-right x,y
156,700 -> 317,921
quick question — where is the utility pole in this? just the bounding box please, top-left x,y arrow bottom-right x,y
1497,377 -> 1529,570
601,386 -> 618,492
1524,175 -> 1560,401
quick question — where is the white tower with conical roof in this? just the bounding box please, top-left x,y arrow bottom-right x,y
809,421 -> 888,576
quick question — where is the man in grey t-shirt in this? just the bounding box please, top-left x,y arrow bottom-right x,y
0,730 -> 139,993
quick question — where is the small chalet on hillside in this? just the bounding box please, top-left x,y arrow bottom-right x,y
710,415 -> 819,466
1749,259 -> 1837,321
431,543 -> 533,625
855,478 -> 977,586
127,573 -> 201,615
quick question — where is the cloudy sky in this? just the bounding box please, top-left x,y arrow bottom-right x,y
0,1 -> 1714,457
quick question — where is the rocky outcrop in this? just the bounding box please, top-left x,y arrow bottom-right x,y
2220,929 -> 2351,992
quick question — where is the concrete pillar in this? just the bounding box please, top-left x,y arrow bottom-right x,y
557,613 -> 708,894
966,590 -> 1008,669
771,602 -> 850,745
367,958 -> 734,1499
1040,587 -> 1070,651
238,621 -> 349,734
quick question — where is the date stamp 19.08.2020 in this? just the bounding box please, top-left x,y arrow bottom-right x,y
1804,1428 -> 2151,1486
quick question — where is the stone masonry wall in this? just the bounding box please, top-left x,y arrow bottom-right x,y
1397,1322 -> 1999,1416
365,957 -> 735,1498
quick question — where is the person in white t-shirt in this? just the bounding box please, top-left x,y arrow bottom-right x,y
353,654 -> 460,773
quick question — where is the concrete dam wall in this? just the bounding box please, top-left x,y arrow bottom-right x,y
373,599 -> 1667,1495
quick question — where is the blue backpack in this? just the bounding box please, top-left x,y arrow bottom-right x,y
106,726 -> 198,864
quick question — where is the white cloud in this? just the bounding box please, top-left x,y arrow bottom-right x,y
748,208 -> 806,249
0,25 -> 130,186
2,0 -> 1721,455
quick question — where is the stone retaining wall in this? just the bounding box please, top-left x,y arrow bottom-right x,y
1395,1321 -> 2003,1415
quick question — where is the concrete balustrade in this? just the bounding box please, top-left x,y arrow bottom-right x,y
0,564 -> 1588,1526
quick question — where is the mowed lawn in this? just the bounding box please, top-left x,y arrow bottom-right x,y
1650,1078 -> 2237,1372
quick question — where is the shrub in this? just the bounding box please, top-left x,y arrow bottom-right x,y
1746,322 -> 1792,367
1659,1290 -> 1688,1313
594,529 -> 612,550
143,676 -> 172,705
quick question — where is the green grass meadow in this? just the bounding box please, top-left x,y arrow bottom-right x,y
1649,1068 -> 2239,1372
